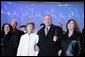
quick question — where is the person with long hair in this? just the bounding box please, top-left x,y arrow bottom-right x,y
60,19 -> 81,56
1,23 -> 17,56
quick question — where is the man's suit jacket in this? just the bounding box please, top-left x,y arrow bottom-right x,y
37,24 -> 63,56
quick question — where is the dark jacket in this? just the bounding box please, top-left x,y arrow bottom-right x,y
12,29 -> 25,43
61,30 -> 81,56
80,29 -> 84,56
1,32 -> 18,56
37,24 -> 63,56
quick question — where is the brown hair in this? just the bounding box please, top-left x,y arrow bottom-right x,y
66,19 -> 81,33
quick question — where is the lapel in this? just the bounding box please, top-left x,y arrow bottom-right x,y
40,24 -> 55,40
45,24 -> 54,37
41,27 -> 46,37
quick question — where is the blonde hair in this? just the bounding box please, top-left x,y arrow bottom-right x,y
26,21 -> 35,29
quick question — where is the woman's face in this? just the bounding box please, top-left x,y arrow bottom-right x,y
68,21 -> 75,30
27,24 -> 34,33
4,24 -> 10,33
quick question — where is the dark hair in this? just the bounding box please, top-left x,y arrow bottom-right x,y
40,23 -> 45,26
66,19 -> 81,33
20,25 -> 26,28
82,28 -> 84,34
1,23 -> 13,35
26,22 -> 35,29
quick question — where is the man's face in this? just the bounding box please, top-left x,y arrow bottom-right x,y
43,15 -> 52,26
10,21 -> 17,29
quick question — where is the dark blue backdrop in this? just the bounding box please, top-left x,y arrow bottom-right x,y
1,1 -> 84,31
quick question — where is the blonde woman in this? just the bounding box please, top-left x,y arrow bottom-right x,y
17,22 -> 39,56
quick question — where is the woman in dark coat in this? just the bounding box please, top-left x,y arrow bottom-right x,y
60,19 -> 81,56
1,23 -> 18,56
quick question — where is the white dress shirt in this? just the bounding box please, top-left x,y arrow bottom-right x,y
45,26 -> 51,35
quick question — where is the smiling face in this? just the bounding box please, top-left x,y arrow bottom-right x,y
26,22 -> 35,33
10,20 -> 17,30
4,24 -> 10,34
43,15 -> 52,26
67,20 -> 75,31
27,24 -> 34,33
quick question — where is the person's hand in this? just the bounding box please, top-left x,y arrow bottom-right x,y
58,50 -> 62,56
34,45 -> 39,56
53,36 -> 58,42
34,45 -> 39,51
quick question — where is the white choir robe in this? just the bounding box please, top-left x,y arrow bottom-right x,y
17,33 -> 39,56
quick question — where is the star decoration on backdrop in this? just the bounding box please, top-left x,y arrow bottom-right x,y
1,1 -> 84,31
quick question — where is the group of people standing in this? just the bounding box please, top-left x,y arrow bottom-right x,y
1,14 -> 84,56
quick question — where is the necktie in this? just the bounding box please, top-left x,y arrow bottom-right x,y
45,27 -> 48,35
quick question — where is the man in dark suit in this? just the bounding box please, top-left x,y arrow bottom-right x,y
37,15 -> 63,56
10,19 -> 24,55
